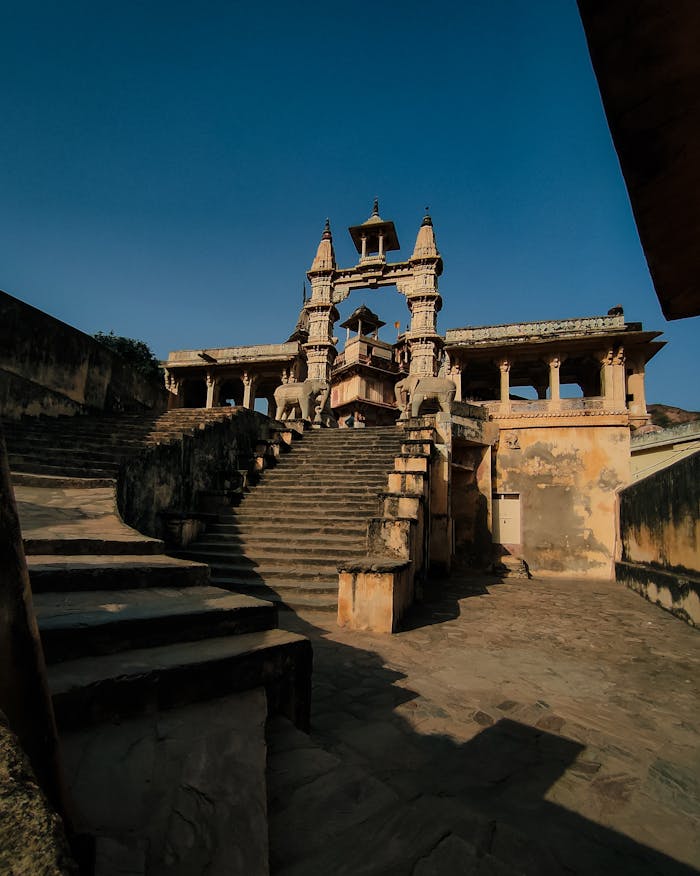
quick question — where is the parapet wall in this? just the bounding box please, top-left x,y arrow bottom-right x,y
617,450 -> 700,625
0,290 -> 167,419
117,408 -> 269,539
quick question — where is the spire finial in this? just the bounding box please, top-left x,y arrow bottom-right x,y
421,205 -> 433,227
322,217 -> 332,240
372,198 -> 379,216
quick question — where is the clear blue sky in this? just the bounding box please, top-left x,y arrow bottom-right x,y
1,1 -> 697,409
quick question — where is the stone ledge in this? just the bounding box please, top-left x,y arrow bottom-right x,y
337,556 -> 411,574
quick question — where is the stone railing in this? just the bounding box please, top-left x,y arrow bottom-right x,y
166,342 -> 300,366
482,397 -> 611,415
445,314 -> 626,344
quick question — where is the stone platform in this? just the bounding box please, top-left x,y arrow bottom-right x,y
271,574 -> 700,875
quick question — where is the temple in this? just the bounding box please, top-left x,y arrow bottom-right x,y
162,202 -> 664,582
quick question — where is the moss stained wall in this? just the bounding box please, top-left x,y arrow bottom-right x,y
494,424 -> 630,578
619,450 -> 699,575
117,408 -> 269,538
0,290 -> 167,418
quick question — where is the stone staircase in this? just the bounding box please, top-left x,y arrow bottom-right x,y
3,408 -> 245,483
3,407 -> 314,871
178,427 -> 405,612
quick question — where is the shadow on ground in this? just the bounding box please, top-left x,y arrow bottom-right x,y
271,574 -> 700,876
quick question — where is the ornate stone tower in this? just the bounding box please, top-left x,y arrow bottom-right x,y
304,202 -> 444,384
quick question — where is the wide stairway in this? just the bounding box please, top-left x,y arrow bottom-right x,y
3,406 -> 312,756
3,407 -> 244,482
179,427 -> 405,612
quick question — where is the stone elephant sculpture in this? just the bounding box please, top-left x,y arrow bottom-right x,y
274,378 -> 332,424
395,375 -> 456,419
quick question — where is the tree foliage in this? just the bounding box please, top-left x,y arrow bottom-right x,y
94,331 -> 163,382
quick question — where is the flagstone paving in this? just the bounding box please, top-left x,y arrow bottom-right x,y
274,574 -> 700,875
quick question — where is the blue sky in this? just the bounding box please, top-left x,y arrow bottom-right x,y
1,1 -> 697,409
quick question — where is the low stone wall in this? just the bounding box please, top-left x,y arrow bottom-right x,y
0,290 -> 167,419
617,450 -> 699,625
117,408 -> 270,539
60,689 -> 269,876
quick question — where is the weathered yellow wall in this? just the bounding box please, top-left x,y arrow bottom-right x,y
620,451 -> 699,573
493,423 -> 631,578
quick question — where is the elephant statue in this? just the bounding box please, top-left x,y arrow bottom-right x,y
395,375 -> 456,420
274,378 -> 334,424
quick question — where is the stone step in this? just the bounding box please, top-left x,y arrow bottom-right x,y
27,554 -> 209,593
201,531 -> 366,546
9,461 -> 120,479
181,544 -> 366,562
211,579 -> 338,612
35,586 -> 278,663
207,562 -> 338,585
247,484 -> 383,496
6,443 -> 132,463
9,453 -> 122,473
183,554 -> 343,575
23,535 -> 165,556
48,628 -> 312,731
234,497 -> 380,511
207,523 -> 368,540
11,473 -> 117,488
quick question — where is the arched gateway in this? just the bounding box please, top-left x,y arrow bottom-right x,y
305,201 -> 444,386
163,202 -> 449,422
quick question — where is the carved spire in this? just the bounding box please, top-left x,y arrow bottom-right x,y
310,218 -> 336,272
372,197 -> 379,217
411,207 -> 439,260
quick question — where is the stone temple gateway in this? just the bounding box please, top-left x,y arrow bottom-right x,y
164,202 -> 664,586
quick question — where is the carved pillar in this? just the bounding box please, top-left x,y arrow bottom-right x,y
449,363 -> 462,402
242,371 -> 257,410
404,213 -> 443,378
548,355 -> 561,408
612,348 -> 626,406
600,349 -> 615,407
627,356 -> 648,422
205,371 -> 218,409
498,359 -> 511,412
305,219 -> 338,383
165,370 -> 182,409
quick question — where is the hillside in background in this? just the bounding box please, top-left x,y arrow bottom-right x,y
648,404 -> 700,429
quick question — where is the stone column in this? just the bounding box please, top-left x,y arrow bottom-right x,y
404,213 -> 444,378
627,357 -> 647,417
305,220 -> 338,384
612,348 -> 626,406
242,371 -> 257,410
548,355 -> 561,408
205,371 -> 218,409
600,349 -> 615,407
498,359 -> 511,412
165,370 -> 182,409
449,363 -> 462,401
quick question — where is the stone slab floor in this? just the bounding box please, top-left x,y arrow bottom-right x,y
273,575 -> 699,876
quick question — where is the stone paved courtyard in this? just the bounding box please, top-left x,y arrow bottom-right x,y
277,574 -> 699,874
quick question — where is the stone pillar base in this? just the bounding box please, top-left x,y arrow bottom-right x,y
337,558 -> 413,633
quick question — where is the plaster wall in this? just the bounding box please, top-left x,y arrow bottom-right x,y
0,290 -> 166,419
493,423 -> 630,578
619,451 -> 699,574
